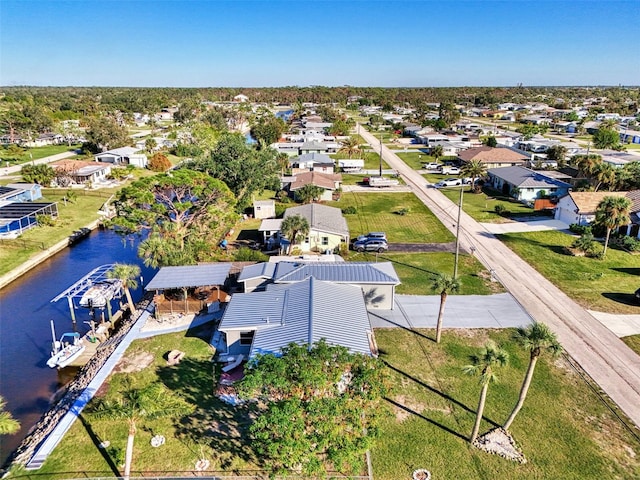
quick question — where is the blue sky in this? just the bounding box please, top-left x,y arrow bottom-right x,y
1,1 -> 638,87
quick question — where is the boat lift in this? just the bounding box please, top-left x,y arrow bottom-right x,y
51,264 -> 123,324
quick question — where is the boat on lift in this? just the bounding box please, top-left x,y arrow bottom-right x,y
78,279 -> 122,309
47,321 -> 86,369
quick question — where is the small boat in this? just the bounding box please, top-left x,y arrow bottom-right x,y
79,279 -> 122,308
47,331 -> 85,369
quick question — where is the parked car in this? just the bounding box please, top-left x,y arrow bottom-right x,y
437,166 -> 460,174
356,232 -> 387,242
434,178 -> 462,188
423,162 -> 440,170
353,238 -> 389,253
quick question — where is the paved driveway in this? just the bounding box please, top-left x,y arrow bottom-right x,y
480,218 -> 572,234
369,293 -> 531,329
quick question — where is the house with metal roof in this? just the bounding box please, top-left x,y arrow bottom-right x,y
94,146 -> 148,168
238,260 -> 400,309
217,276 -> 375,359
51,159 -> 113,186
283,204 -> 349,253
487,166 -> 572,201
289,152 -> 335,174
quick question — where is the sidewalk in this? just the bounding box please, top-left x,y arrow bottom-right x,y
589,311 -> 640,337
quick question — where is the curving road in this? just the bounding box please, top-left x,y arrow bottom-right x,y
358,126 -> 640,428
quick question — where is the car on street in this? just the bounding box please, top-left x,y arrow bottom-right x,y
434,177 -> 462,188
353,238 -> 389,253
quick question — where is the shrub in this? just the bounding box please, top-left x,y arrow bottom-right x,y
569,223 -> 590,234
149,153 -> 172,172
396,207 -> 410,216
342,205 -> 357,215
36,214 -> 56,227
233,247 -> 268,262
494,204 -> 507,215
621,235 -> 640,252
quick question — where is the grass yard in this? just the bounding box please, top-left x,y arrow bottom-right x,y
331,150 -> 391,171
622,335 -> 640,356
499,230 -> 640,314
0,144 -> 80,165
0,189 -> 117,276
348,251 -> 503,295
373,328 -> 640,480
18,327 -> 640,479
437,187 -> 544,223
395,151 -> 433,170
328,191 -> 455,243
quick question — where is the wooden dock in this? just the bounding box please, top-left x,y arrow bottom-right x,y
68,321 -> 113,367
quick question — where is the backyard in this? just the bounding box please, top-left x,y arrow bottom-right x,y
0,144 -> 80,166
15,327 -> 640,479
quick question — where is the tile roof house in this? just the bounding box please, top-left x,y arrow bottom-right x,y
487,166 -> 571,201
554,190 -> 640,238
458,146 -> 529,168
287,171 -> 342,202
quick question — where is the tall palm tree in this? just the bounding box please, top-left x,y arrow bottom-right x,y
338,136 -> 361,159
0,396 -> 20,435
431,274 -> 460,343
592,162 -> 616,191
595,196 -> 632,257
431,144 -> 444,163
107,263 -> 141,314
460,159 -> 487,193
503,322 -> 562,430
90,382 -> 193,480
280,214 -> 310,254
463,341 -> 509,443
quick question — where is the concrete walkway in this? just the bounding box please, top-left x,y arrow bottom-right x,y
480,218 -> 572,234
589,311 -> 640,337
370,293 -> 531,329
359,126 -> 640,429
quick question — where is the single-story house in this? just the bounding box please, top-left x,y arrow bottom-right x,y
51,159 -> 112,186
554,191 -> 640,237
458,146 -> 529,168
289,152 -> 335,174
22,133 -> 65,148
3,183 -> 42,202
487,166 -> 572,201
620,129 -> 640,145
238,260 -> 400,310
282,203 -> 349,253
253,199 -> 276,219
288,171 -> 342,202
217,276 -> 376,358
0,195 -> 58,237
95,146 -> 148,168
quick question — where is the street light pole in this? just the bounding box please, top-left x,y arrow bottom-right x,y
453,182 -> 464,279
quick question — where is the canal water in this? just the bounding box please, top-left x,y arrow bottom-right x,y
0,228 -> 155,464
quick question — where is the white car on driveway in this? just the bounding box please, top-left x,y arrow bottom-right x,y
434,177 -> 462,188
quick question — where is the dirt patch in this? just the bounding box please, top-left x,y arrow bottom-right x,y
114,351 -> 154,373
393,395 -> 426,422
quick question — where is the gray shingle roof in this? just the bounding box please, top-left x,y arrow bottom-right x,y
284,204 -> 349,237
488,166 -> 572,189
145,264 -> 232,290
219,277 -> 372,357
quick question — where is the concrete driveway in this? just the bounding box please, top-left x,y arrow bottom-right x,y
369,293 -> 532,329
480,218 -> 572,234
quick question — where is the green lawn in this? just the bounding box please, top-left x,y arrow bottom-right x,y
499,230 -> 640,314
331,150 -> 391,170
395,151 -> 433,170
373,328 -> 640,480
0,188 -> 118,276
0,144 -> 80,165
437,187 -> 544,223
17,328 -> 640,479
622,335 -> 640,356
328,191 -> 455,243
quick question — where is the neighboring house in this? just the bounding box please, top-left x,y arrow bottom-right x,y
554,191 -> 640,235
458,146 -> 529,168
287,171 -> 342,202
4,183 -> 42,201
217,277 -> 375,358
0,185 -> 58,237
253,199 -> 276,219
338,158 -> 365,172
22,133 -> 65,148
95,146 -> 148,168
289,152 -> 335,174
619,128 -> 640,145
51,159 -> 112,186
258,218 -> 283,247
281,203 -> 350,253
487,166 -> 571,201
233,94 -> 249,102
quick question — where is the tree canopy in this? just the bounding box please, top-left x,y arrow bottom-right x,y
109,169 -> 238,267
250,115 -> 287,147
593,127 -> 622,150
84,116 -> 129,153
237,341 -> 390,476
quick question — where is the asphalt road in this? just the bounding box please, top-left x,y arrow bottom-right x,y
358,126 -> 640,429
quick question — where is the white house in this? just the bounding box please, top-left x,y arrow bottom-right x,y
95,146 -> 148,168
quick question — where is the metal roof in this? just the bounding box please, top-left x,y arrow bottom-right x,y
145,263 -> 232,290
274,261 -> 400,284
219,277 -> 372,357
488,166 -> 572,189
237,262 -> 277,282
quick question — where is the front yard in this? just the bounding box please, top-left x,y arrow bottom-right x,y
17,327 -> 640,479
500,230 -> 640,314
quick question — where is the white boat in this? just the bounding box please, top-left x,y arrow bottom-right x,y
47,331 -> 85,369
79,279 -> 122,308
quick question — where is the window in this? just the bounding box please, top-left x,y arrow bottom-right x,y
321,236 -> 329,245
239,331 -> 255,346
304,236 -> 310,243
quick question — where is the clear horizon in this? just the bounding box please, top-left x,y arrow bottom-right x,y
1,0 -> 639,88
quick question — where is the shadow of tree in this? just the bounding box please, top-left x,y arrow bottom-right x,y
611,267 -> 640,276
384,397 -> 468,441
156,358 -> 257,469
78,413 -> 121,477
602,292 -> 640,307
368,311 -> 434,342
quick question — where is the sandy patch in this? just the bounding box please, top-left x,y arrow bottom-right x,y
114,351 -> 154,373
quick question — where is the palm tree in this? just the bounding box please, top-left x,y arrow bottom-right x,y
338,136 -> 361,159
0,396 -> 20,435
460,160 -> 487,193
295,184 -> 324,204
280,214 -> 310,254
107,263 -> 141,314
503,322 -> 562,431
431,144 -> 444,164
431,274 -> 460,343
592,162 -> 616,191
463,341 -> 509,443
90,382 -> 193,480
595,196 -> 632,257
